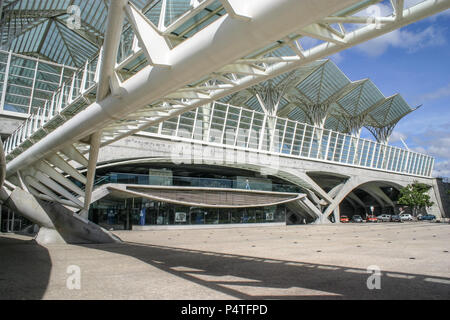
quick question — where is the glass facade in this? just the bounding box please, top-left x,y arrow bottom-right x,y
0,50 -> 76,115
95,172 -> 304,193
90,199 -> 287,229
89,169 -> 292,229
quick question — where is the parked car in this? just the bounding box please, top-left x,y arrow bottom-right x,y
366,215 -> 378,223
340,215 -> 349,223
418,214 -> 436,221
400,213 -> 413,221
377,214 -> 391,222
352,215 -> 363,223
391,215 -> 402,222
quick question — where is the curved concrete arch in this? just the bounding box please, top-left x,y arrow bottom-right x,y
306,171 -> 350,179
358,180 -> 406,193
92,156 -> 329,201
358,186 -> 387,209
343,196 -> 358,211
348,192 -> 367,209
108,184 -> 306,208
360,183 -> 398,208
323,178 -> 409,219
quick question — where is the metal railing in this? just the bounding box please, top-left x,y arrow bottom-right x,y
3,53 -> 99,156
143,101 -> 435,177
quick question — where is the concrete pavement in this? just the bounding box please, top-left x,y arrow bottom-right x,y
0,222 -> 449,299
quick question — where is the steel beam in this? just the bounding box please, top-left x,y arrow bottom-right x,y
82,131 -> 102,215
96,0 -> 127,101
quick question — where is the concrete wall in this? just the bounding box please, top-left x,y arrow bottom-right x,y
0,113 -> 26,140
434,178 -> 449,218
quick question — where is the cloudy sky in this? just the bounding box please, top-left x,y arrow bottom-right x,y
327,2 -> 450,178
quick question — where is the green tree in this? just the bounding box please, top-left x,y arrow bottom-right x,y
398,181 -> 434,217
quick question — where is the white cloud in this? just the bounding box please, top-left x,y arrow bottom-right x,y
298,37 -> 321,50
355,3 -> 393,18
390,131 -> 408,143
394,128 -> 450,178
427,137 -> 450,159
412,131 -> 450,160
433,160 -> 450,178
354,26 -> 447,57
412,146 -> 427,154
411,131 -> 450,177
328,52 -> 344,64
416,84 -> 450,104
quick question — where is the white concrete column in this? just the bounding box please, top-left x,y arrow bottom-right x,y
82,132 -> 102,218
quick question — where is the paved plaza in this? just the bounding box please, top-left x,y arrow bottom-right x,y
0,222 -> 449,300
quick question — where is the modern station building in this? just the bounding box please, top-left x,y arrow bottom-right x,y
0,0 -> 448,235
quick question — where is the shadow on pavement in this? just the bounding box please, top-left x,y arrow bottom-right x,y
84,241 -> 450,300
1,234 -> 449,300
0,235 -> 51,300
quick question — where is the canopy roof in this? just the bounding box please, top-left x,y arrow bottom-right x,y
219,58 -> 417,134
0,0 -> 227,68
0,0 -> 418,137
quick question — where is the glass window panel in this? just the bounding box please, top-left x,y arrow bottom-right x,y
346,137 -> 356,164
317,129 -> 329,160
396,150 -> 404,172
282,121 -> 295,154
209,104 -> 226,143
273,118 -> 286,153
406,152 -> 414,173
309,128 -> 322,159
358,141 -> 367,166
291,123 -> 305,156
236,110 -> 252,148
400,151 -> 408,172
223,107 -> 240,145
248,113 -> 264,150
161,118 -> 178,136
376,145 -> 386,169
326,132 -> 337,161
387,147 -> 395,171
339,135 -> 350,163
301,126 -> 314,157
364,142 -> 374,167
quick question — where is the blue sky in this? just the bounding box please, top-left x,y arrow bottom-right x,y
327,6 -> 450,178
